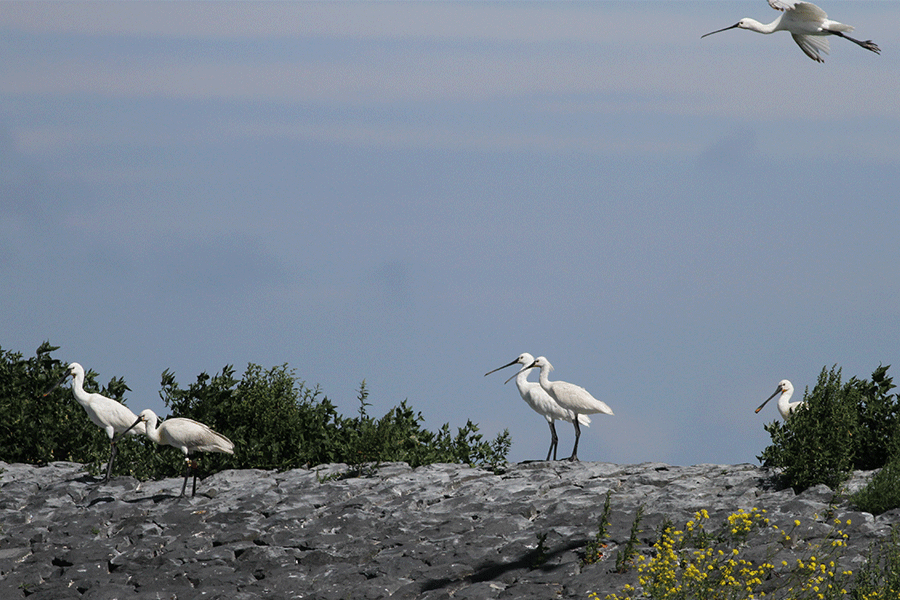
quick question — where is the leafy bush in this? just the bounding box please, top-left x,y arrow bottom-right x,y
161,364 -> 511,476
339,382 -> 510,474
0,342 -> 157,477
0,344 -> 511,479
851,524 -> 900,599
852,458 -> 900,516
758,366 -> 859,492
851,365 -> 899,471
159,363 -> 328,475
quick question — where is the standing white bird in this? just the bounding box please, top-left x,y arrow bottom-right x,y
523,357 -> 613,462
124,409 -> 234,497
44,362 -> 146,482
484,353 -> 591,461
701,1 -> 880,63
755,379 -> 804,419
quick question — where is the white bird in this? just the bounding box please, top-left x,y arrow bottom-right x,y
124,409 -> 234,498
755,379 -> 804,419
485,353 -> 591,461
523,356 -> 613,462
701,1 -> 880,63
44,362 -> 146,482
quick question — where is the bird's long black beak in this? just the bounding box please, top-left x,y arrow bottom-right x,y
754,388 -> 781,414
701,23 -> 740,38
503,359 -> 540,384
484,358 -> 520,377
43,372 -> 71,397
122,415 -> 145,436
503,370 -> 522,385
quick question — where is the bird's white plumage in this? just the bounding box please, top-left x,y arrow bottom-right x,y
129,408 -> 234,497
58,362 -> 146,439
702,1 -> 880,63
792,33 -> 830,61
136,409 -> 234,457
524,356 -> 613,462
44,362 -> 146,482
529,357 -> 613,416
485,352 -> 589,461
755,379 -> 804,419
491,353 -> 590,425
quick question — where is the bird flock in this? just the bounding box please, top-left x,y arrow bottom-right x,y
44,362 -> 233,497
478,0 -> 878,465
486,352 -> 803,462
46,352 -> 802,489
485,355 -> 613,462
40,1 -> 874,480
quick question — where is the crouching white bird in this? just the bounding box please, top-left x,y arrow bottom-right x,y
485,352 -> 591,461
124,409 -> 234,497
523,356 -> 613,462
755,379 -> 804,419
44,362 -> 146,483
701,1 -> 880,63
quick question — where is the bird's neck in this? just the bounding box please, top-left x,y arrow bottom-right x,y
538,367 -> 551,390
144,418 -> 161,443
777,390 -> 794,412
748,17 -> 779,34
71,373 -> 91,404
515,368 -> 533,389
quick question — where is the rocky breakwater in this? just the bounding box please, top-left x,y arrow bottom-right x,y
0,460 -> 894,600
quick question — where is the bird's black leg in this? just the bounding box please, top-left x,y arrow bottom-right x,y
103,439 -> 118,483
568,419 -> 581,462
832,31 -> 881,54
191,459 -> 199,497
179,458 -> 190,498
547,421 -> 559,461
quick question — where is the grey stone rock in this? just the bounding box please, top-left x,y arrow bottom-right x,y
0,461 -> 889,599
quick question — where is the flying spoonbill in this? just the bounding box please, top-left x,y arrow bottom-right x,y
701,1 -> 880,63
523,357 -> 613,462
124,409 -> 234,497
44,362 -> 146,482
755,379 -> 804,419
485,352 -> 591,461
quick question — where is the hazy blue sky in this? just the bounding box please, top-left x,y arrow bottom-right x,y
3,1 -> 898,466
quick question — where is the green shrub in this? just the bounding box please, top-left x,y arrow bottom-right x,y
338,382 -> 510,473
851,524 -> 900,599
851,365 -> 898,471
159,363 -> 331,474
758,366 -> 859,492
1,344 -> 511,479
759,365 -> 900,495
160,363 -> 510,476
852,458 -> 900,516
0,342 -> 157,477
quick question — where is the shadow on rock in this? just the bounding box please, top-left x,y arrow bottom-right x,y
418,537 -> 589,593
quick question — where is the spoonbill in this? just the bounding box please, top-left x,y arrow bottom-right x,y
523,357 -> 613,462
124,409 -> 234,497
485,353 -> 591,461
44,362 -> 146,482
755,379 -> 804,419
701,1 -> 881,63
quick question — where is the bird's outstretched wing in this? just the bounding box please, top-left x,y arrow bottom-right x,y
769,1 -> 828,22
791,2 -> 829,23
792,33 -> 830,62
768,0 -> 797,11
